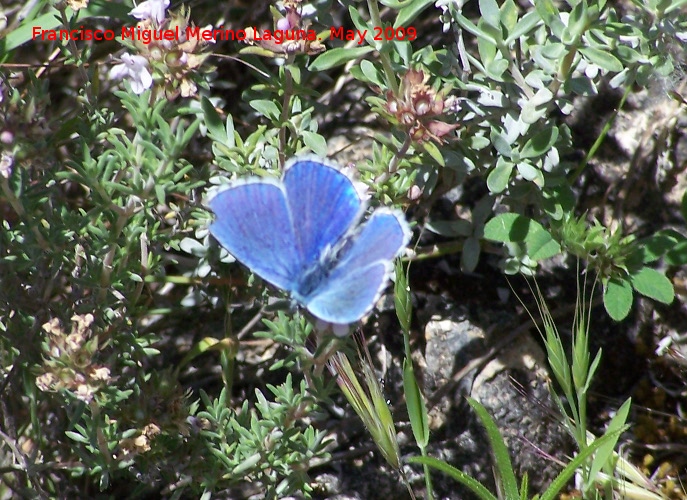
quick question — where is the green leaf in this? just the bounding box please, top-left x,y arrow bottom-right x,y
394,261 -> 412,334
582,349 -> 602,394
681,190 -> 687,222
485,58 -> 509,80
521,126 -> 559,158
500,0 -> 519,31
477,34 -> 498,65
65,430 -> 90,444
249,100 -> 281,121
666,0 -> 687,13
541,42 -> 567,59
201,97 -> 228,144
179,237 -> 206,257
616,45 -> 641,64
534,0 -> 561,26
579,47 -> 624,72
491,130 -> 513,157
483,213 -> 561,260
407,457 -> 498,500
505,11 -> 542,44
585,398 -> 631,491
379,0 -> 415,7
479,0 -> 502,28
526,227 -> 561,261
567,0 -> 589,38
422,141 -> 445,166
603,278 -> 633,321
379,0 -> 413,6
175,337 -> 238,377
309,47 -> 375,71
516,162 -> 544,186
333,352 -> 401,470
630,267 -> 674,304
666,240 -> 687,266
403,359 -> 429,448
394,0 -> 436,28
454,13 -> 497,44
359,60 -> 385,87
461,236 -> 481,272
301,131 -> 328,157
487,162 -> 513,193
1,0 -> 132,52
538,429 -> 625,500
467,398 -> 520,499
425,219 -> 473,237
639,230 -> 681,263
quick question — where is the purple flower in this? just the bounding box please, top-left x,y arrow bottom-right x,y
129,0 -> 170,24
276,18 -> 291,31
109,53 -> 153,94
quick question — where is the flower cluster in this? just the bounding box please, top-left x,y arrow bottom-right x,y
65,0 -> 89,11
35,314 -> 111,403
109,0 -> 211,98
115,370 -> 195,460
119,422 -> 161,456
242,0 -> 325,57
384,68 -> 459,144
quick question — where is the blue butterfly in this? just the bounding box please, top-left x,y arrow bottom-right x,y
208,157 -> 411,325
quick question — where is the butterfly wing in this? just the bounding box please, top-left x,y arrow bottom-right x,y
209,180 -> 301,292
304,209 -> 411,324
283,158 -> 362,264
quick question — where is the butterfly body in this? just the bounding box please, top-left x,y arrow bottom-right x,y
209,157 -> 410,326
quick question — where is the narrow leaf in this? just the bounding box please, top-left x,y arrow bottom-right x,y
403,359 -> 429,448
586,398 -> 631,490
309,47 -> 375,71
467,398 -> 520,499
579,47 -> 624,72
539,429 -> 625,500
407,456 -> 498,500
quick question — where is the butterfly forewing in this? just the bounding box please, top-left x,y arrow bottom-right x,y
209,181 -> 302,292
284,159 -> 362,264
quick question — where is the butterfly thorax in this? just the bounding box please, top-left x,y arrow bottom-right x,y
292,243 -> 342,301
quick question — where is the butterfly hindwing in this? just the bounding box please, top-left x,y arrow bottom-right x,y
209,180 -> 301,292
304,209 -> 410,324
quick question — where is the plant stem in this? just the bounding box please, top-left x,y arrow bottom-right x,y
278,60 -> 295,169
366,0 -> 399,96
569,82 -> 633,183
375,133 -> 412,184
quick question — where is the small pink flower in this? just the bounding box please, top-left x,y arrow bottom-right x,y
109,53 -> 153,94
129,0 -> 170,24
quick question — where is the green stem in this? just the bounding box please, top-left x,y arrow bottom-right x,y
57,5 -> 93,105
569,81 -> 633,184
278,59 -> 295,169
366,0 -> 399,96
375,133 -> 412,184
